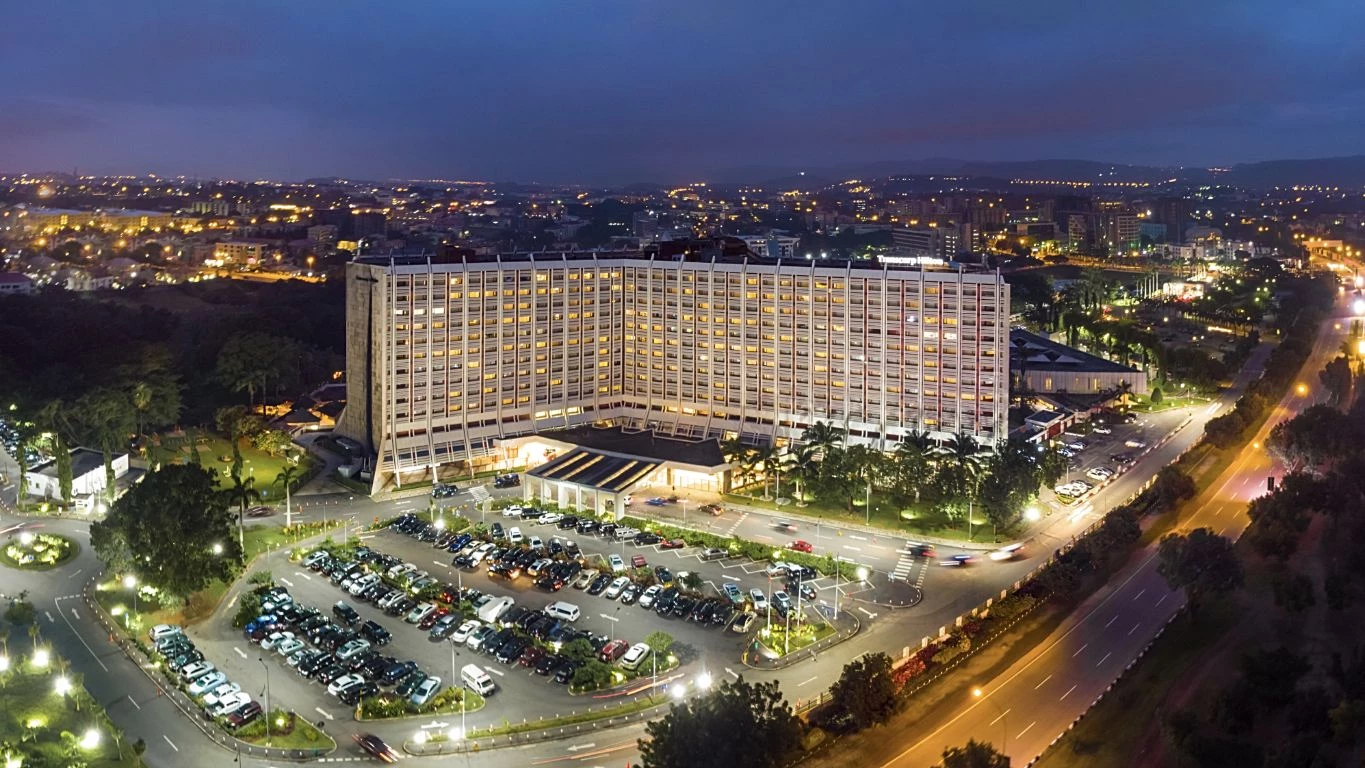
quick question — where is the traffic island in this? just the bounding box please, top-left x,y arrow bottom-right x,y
0,531 -> 78,570
356,687 -> 486,721
741,607 -> 860,671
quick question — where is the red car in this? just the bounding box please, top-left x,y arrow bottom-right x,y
630,554 -> 648,568
788,540 -> 814,553
353,733 -> 398,763
660,538 -> 686,550
419,608 -> 449,630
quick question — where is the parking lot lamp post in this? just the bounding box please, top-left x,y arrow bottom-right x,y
833,559 -> 840,621
766,575 -> 773,629
680,500 -> 687,527
122,575 -> 138,626
258,658 -> 271,746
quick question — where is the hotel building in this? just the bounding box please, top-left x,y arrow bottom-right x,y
337,244 -> 1009,493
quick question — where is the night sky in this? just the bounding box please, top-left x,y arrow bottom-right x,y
2,0 -> 1362,184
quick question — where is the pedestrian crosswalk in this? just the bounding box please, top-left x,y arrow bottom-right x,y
468,485 -> 491,503
890,551 -> 916,582
723,511 -> 749,536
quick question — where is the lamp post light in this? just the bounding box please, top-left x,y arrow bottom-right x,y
258,658 -> 272,746
123,575 -> 138,626
972,687 -> 1008,755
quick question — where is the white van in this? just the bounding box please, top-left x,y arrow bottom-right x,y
620,642 -> 651,671
461,663 -> 496,696
545,601 -> 581,622
477,596 -> 515,624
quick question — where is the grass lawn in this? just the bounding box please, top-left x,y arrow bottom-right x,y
0,651 -> 139,767
757,620 -> 836,657
1129,393 -> 1209,413
724,491 -> 1009,544
0,532 -> 79,570
466,692 -> 664,739
146,432 -> 313,498
234,709 -> 335,751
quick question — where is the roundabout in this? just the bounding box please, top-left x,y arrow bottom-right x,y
0,529 -> 79,570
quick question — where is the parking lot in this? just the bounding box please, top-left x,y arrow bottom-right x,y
186,506 -> 851,734
1043,406 -> 1189,511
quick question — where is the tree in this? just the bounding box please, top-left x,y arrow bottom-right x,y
251,428 -> 294,458
1152,466 -> 1196,509
570,659 -> 613,691
1150,385 -> 1163,405
1320,355 -> 1352,405
74,386 -> 135,502
1157,528 -> 1243,610
939,739 -> 1010,768
641,677 -> 801,768
787,444 -> 820,504
644,631 -> 674,658
828,651 -> 898,731
215,331 -> 300,406
276,461 -> 301,528
801,421 -> 845,457
90,464 -> 242,602
221,472 -> 262,552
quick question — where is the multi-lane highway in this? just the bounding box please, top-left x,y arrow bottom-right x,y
876,297 -> 1346,767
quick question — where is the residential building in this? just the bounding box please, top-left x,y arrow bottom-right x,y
1009,328 -> 1147,397
338,245 -> 1009,492
0,272 -> 35,296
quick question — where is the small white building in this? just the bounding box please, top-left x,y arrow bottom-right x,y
27,447 -> 129,501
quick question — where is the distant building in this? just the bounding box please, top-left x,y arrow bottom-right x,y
212,241 -> 267,265
737,233 -> 800,259
892,227 -> 959,260
1154,197 -> 1190,243
28,447 -> 129,500
191,200 -> 231,217
1098,211 -> 1139,255
1009,328 -> 1147,396
0,272 -> 35,296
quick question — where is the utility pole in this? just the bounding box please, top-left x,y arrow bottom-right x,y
257,658 -> 271,746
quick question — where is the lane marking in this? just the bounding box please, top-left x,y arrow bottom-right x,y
1034,674 -> 1052,690
44,611 -> 54,623
566,742 -> 598,753
67,568 -> 83,579
1060,684 -> 1077,701
849,535 -> 867,541
1072,643 -> 1088,658
1104,615 -> 1118,628
724,668 -> 739,679
1132,588 -> 1146,601
315,707 -> 335,721
70,608 -> 80,621
163,735 -> 179,752
279,577 -> 294,587
234,647 -> 248,659
797,676 -> 818,687
1155,594 -> 1168,607
1096,652 -> 1112,667
1017,721 -> 1036,739
989,708 -> 1010,726
1128,622 -> 1141,636
127,695 -> 140,710
295,571 -> 313,581
483,666 -> 504,677
55,599 -> 107,672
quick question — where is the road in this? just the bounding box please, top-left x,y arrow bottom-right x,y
880,296 -> 1347,767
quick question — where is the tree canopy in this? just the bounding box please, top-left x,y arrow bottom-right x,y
641,677 -> 802,768
828,651 -> 899,731
90,464 -> 242,602
939,739 -> 1010,768
1157,528 -> 1243,609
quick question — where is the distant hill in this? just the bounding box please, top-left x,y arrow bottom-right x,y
710,156 -> 1365,190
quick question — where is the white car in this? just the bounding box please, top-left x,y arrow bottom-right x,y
451,620 -> 481,644
508,527 -> 524,544
1085,467 -> 1114,482
1125,439 -> 1148,449
327,674 -> 365,696
260,631 -> 295,650
348,574 -> 379,596
406,603 -> 437,624
209,691 -> 252,717
386,562 -> 416,579
179,660 -> 216,682
502,505 -> 525,518
765,561 -> 792,578
539,513 -> 562,526
638,585 -> 662,608
605,576 -> 630,599
1066,441 -> 1086,452
988,543 -> 1025,562
275,637 -> 305,656
148,624 -> 183,642
378,590 -> 406,609
302,550 -> 329,568
749,589 -> 769,612
1092,425 -> 1113,435
529,536 -> 544,551
201,682 -> 241,707
410,675 -> 442,706
188,671 -> 227,696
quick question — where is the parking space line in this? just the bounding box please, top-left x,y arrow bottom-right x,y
162,735 -> 179,752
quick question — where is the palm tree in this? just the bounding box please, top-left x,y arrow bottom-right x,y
129,381 -> 153,450
787,445 -> 819,506
76,387 -> 135,503
276,461 -> 301,529
36,400 -> 75,507
801,421 -> 845,458
222,472 -> 261,552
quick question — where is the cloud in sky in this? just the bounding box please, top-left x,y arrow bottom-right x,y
1,0 -> 1362,183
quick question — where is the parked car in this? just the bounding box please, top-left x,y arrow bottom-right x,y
410,675 -> 442,706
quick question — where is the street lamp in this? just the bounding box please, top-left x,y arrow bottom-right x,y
696,670 -> 712,691
972,687 -> 1008,754
257,658 -> 272,746
670,683 -> 686,701
54,676 -> 71,697
123,575 -> 138,626
856,566 -> 869,583
212,542 -> 223,556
